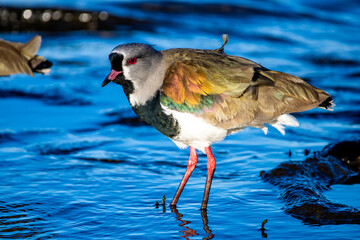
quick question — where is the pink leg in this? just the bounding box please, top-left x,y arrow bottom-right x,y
201,146 -> 216,210
171,146 -> 198,206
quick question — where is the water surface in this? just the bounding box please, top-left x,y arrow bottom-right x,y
1,0 -> 360,239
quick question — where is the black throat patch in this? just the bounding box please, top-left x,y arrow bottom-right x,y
121,80 -> 135,97
131,91 -> 180,138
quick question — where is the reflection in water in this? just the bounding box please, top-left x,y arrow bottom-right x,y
260,219 -> 268,238
261,228 -> 268,238
171,206 -> 214,240
0,201 -> 47,239
171,206 -> 199,239
201,210 -> 215,240
169,206 -> 267,239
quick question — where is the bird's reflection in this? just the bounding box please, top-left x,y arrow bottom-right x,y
170,206 -> 214,240
201,210 -> 215,240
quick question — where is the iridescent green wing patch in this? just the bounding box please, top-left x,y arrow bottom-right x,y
160,93 -> 219,113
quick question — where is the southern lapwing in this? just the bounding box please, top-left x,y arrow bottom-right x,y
102,34 -> 333,210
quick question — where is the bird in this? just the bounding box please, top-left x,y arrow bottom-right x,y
102,34 -> 333,210
0,35 -> 52,77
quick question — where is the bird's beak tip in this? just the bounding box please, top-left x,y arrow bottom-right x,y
101,78 -> 111,87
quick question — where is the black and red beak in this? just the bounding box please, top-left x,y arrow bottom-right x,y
101,69 -> 123,87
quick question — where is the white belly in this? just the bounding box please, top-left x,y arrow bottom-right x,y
161,105 -> 227,152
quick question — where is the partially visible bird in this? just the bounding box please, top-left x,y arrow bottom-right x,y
102,34 -> 333,210
0,35 -> 52,77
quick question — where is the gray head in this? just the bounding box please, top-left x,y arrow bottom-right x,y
103,43 -> 161,86
102,43 -> 164,105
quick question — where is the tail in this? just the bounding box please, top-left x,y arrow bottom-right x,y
29,55 -> 53,74
317,96 -> 334,111
19,35 -> 52,75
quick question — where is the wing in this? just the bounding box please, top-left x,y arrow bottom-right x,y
0,41 -> 33,76
161,49 -> 268,107
20,35 -> 42,60
160,49 -> 330,130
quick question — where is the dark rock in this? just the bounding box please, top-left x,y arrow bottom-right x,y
261,139 -> 360,225
304,148 -> 310,156
0,7 -> 152,32
321,140 -> 360,173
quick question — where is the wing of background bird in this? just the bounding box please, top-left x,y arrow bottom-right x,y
0,42 -> 33,76
19,35 -> 42,60
160,51 -> 330,130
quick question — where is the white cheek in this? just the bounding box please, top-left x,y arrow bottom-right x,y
123,65 -> 141,92
122,65 -> 131,80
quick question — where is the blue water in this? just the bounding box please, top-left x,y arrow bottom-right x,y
1,1 -> 360,239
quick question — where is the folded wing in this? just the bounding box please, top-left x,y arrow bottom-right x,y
160,49 -> 332,132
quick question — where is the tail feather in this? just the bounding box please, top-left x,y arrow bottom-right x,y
29,55 -> 53,74
318,96 -> 334,111
271,114 -> 299,135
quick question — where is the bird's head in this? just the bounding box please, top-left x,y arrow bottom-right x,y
102,43 -> 162,90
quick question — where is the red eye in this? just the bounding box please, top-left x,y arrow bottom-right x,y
128,58 -> 137,65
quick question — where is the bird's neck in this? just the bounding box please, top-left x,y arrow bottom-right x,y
120,76 -> 160,108
121,79 -> 135,98
130,91 -> 180,138
129,81 -> 161,106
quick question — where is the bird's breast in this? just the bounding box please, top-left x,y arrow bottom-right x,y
131,92 -> 180,139
161,105 -> 227,151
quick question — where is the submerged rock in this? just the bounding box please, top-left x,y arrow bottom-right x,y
261,139 -> 360,225
322,140 -> 360,173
